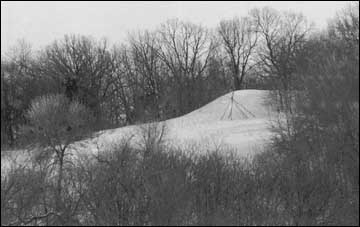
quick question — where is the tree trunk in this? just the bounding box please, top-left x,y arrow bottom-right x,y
55,150 -> 65,224
3,86 -> 14,147
233,70 -> 241,90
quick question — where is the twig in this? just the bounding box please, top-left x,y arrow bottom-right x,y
7,211 -> 60,226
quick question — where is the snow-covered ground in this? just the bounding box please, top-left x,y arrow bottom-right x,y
2,89 -> 278,174
74,89 -> 277,156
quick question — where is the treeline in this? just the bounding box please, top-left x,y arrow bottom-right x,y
1,6 -> 313,148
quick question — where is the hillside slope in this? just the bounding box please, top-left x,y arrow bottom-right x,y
77,89 -> 276,157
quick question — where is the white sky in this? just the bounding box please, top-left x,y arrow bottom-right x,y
1,1 -> 353,53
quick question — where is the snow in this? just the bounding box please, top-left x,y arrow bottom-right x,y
1,89 -> 278,174
74,89 -> 277,157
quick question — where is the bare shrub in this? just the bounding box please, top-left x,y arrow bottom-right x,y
1,161 -> 57,226
21,94 -> 94,225
138,121 -> 167,154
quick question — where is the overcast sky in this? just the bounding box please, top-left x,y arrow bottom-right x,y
1,1 -> 352,53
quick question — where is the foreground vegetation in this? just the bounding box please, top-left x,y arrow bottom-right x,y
1,122 -> 358,225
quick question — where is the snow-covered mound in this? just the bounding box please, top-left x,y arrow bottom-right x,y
77,89 -> 276,157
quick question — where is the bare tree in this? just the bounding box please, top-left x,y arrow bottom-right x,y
39,35 -> 115,126
329,2 -> 359,47
111,44 -> 141,124
157,19 -> 216,115
129,30 -> 165,120
1,40 -> 41,147
23,94 -> 94,224
250,7 -> 311,112
251,7 -> 311,90
218,16 -> 258,90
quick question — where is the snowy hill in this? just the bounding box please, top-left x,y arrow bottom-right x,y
75,89 -> 276,157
